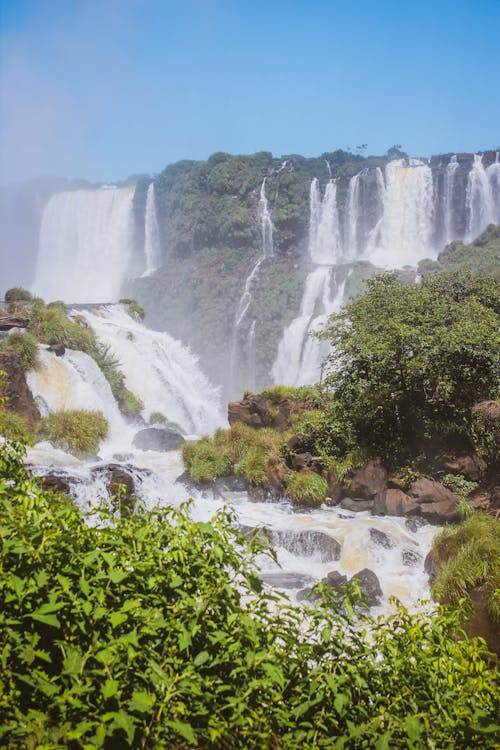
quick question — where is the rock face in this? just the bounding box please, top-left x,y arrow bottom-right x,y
344,459 -> 388,501
0,316 -> 29,330
91,464 -> 138,517
271,529 -> 341,562
228,394 -> 308,432
132,427 -> 185,451
0,348 -> 39,422
374,476 -> 459,524
351,568 -> 383,607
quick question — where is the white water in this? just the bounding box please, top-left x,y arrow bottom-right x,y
258,177 -> 274,258
486,151 -> 500,226
466,154 -> 497,240
345,171 -> 364,260
142,182 -> 162,275
79,306 -> 224,436
33,186 -> 135,303
366,159 -> 435,267
309,179 -> 342,264
443,155 -> 460,244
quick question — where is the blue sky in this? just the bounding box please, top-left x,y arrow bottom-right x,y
1,0 -> 499,183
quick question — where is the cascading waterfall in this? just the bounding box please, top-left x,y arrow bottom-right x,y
345,170 -> 364,260
465,154 -> 496,240
272,180 -> 345,385
366,159 -> 435,267
442,155 -> 460,243
230,178 -> 274,390
33,186 -> 135,302
79,306 -> 224,435
486,151 -> 500,225
142,182 -> 162,275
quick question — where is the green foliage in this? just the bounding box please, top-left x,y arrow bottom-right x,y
1,441 -> 499,749
432,513 -> 500,624
471,400 -> 500,470
420,224 -> 500,282
0,408 -> 35,444
4,287 -> 33,303
31,304 -> 96,354
0,331 -> 39,371
440,473 -> 478,498
286,471 -> 328,506
320,271 -> 500,465
260,383 -> 325,405
182,436 -> 232,482
91,344 -> 144,418
37,410 -> 108,456
119,298 -> 145,320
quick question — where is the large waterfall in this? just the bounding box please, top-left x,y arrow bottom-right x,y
33,186 -> 135,303
142,182 -> 162,275
80,306 -> 223,435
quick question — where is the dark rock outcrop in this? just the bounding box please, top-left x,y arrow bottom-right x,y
369,528 -> 395,549
260,572 -> 315,590
132,427 -> 185,451
464,584 -> 500,656
0,348 -> 39,422
228,394 -> 309,432
271,529 -> 341,561
351,568 -> 383,607
344,459 -> 388,501
0,316 -> 29,330
340,498 -> 374,512
47,343 -> 66,357
91,464 -> 138,516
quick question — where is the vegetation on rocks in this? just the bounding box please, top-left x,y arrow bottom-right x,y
286,471 -> 328,506
0,330 -> 39,371
419,224 -> 500,281
37,409 -> 108,456
1,440 -> 499,749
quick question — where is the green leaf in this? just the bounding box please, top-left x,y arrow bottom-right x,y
102,679 -> 120,699
166,719 -> 196,744
193,650 -> 210,667
110,612 -> 128,628
129,690 -> 155,713
28,612 -> 61,628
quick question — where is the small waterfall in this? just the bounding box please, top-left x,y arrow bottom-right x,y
27,347 -> 136,456
309,179 -> 342,264
142,182 -> 161,276
486,151 -> 500,225
272,180 -> 345,385
258,177 -> 274,258
80,306 -> 224,435
466,154 -> 496,240
442,155 -> 460,244
345,171 -> 364,260
366,159 -> 435,267
33,186 -> 135,302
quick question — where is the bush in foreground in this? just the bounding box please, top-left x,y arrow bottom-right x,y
1,441 -> 499,749
37,409 -> 108,456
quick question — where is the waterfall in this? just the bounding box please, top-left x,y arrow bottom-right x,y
33,186 -> 135,303
27,347 -> 137,456
272,180 -> 345,386
258,177 -> 274,258
79,306 -> 223,436
345,171 -> 364,260
309,179 -> 342,264
466,154 -> 496,240
366,159 -> 435,267
442,155 -> 460,244
486,151 -> 500,225
142,182 -> 161,276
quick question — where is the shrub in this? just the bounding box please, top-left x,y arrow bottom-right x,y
1,441 -> 498,749
182,437 -> 232,482
119,298 -> 145,320
119,387 -> 144,418
31,305 -> 96,354
286,471 -> 328,506
4,287 -> 32,303
0,409 -> 34,443
37,410 -> 108,456
440,473 -> 478,497
432,513 -> 500,624
0,331 -> 39,371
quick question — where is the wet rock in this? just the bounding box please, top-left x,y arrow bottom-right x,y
92,464 -> 138,516
369,528 -> 395,549
325,467 -> 343,504
323,570 -> 349,589
271,529 -> 341,561
464,584 -> 500,656
29,467 -> 77,495
402,547 -> 422,566
47,343 -> 66,357
0,315 -> 29,330
340,497 -> 374,512
434,452 -> 487,482
260,572 -> 315,589
373,488 -> 419,516
407,477 -> 459,524
132,427 -> 185,451
405,516 -> 430,532
344,458 -> 388,501
351,568 -> 383,607
0,348 -> 40,422
424,551 -> 437,582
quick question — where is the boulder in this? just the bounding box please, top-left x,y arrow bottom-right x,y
0,348 -> 40,422
340,497 -> 374,512
91,464 -> 137,516
369,528 -> 395,549
260,572 -> 315,590
47,343 -> 66,357
0,316 -> 29,330
228,393 -> 309,433
373,488 -> 419,516
407,477 -> 459,524
401,547 -> 422,566
464,584 -> 500,656
271,529 -> 341,561
344,458 -> 388,501
132,427 -> 185,451
434,452 -> 486,482
351,568 -> 383,607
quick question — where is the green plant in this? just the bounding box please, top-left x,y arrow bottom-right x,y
119,298 -> 145,320
286,471 -> 328,506
182,436 -> 232,481
441,473 -> 478,497
432,513 -> 500,624
1,440 -> 498,749
0,408 -> 35,444
0,331 -> 39,371
37,410 -> 108,456
4,287 -> 33,303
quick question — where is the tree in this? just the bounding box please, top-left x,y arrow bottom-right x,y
319,271 -> 500,464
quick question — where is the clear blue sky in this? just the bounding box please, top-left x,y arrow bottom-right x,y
1,0 -> 499,183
